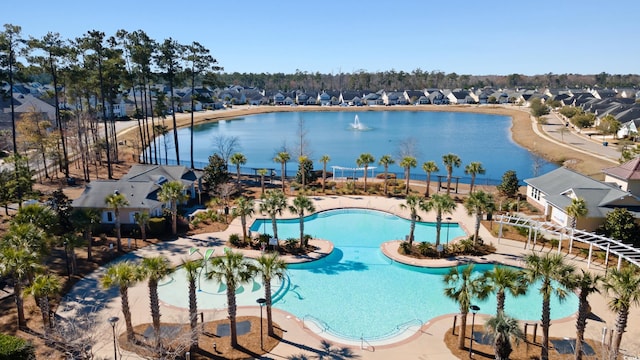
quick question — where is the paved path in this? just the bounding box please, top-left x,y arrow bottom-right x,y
538,110 -> 620,163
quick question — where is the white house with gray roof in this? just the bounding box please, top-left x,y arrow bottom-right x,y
72,165 -> 202,227
525,167 -> 640,231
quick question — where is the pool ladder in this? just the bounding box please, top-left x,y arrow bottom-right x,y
302,315 -> 330,333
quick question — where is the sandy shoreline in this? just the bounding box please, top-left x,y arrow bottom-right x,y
119,104 -> 613,177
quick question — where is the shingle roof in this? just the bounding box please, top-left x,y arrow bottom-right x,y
71,180 -> 162,209
602,157 -> 640,181
525,167 -> 640,217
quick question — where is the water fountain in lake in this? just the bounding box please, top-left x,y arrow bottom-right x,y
350,115 -> 368,130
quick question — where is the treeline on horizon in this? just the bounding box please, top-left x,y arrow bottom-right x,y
219,71 -> 640,92
1,24 -> 639,92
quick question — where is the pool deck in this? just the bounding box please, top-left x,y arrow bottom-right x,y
69,194 -> 640,359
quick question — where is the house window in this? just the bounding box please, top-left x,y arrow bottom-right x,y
531,188 -> 540,201
106,211 -> 114,222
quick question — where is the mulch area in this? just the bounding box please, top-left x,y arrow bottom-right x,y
119,316 -> 283,359
444,325 -> 604,360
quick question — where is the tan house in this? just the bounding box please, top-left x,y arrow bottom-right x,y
602,157 -> 640,196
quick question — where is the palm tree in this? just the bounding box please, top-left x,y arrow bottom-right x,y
182,258 -> 203,349
101,261 -> 139,342
422,161 -> 439,197
207,250 -> 257,348
139,256 -> 173,349
70,208 -> 101,261
378,155 -> 395,196
481,265 -> 527,315
258,168 -> 268,195
274,151 -> 290,192
230,152 -> 247,184
133,211 -> 150,246
399,194 -> 426,247
256,252 -> 287,336
24,273 -> 61,336
522,252 -> 576,360
105,192 -> 129,252
602,267 -> 640,360
442,153 -> 462,195
484,312 -> 524,360
319,154 -> 330,192
463,190 -> 495,245
464,161 -> 486,193
425,194 -> 456,247
443,264 -> 490,350
298,155 -> 309,190
157,180 -> 188,235
260,190 -> 288,240
400,156 -> 417,195
566,197 -> 588,253
0,245 -> 41,328
289,194 -> 316,249
232,196 -> 255,243
356,153 -> 375,192
572,269 -> 602,360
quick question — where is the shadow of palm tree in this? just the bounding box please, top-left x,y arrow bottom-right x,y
279,336 -> 360,360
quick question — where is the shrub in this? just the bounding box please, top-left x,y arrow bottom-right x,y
285,238 -> 298,248
0,333 -> 35,360
148,217 -> 166,235
229,233 -> 243,247
399,241 -> 412,255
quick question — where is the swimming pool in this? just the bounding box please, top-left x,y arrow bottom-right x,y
160,209 -> 578,344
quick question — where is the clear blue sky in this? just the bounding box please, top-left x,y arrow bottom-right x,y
4,0 -> 638,76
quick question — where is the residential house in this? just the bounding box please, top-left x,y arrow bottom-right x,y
340,91 -> 363,106
617,119 -> 640,139
591,88 -> 617,100
317,90 -> 341,106
11,94 -> 56,122
404,90 -> 428,105
426,89 -> 447,105
382,91 -> 405,106
72,165 -> 202,228
602,157 -> 640,196
445,89 -> 472,104
525,167 -> 640,231
363,91 -> 383,106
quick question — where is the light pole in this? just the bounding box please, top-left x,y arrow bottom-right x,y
63,240 -> 70,279
469,305 -> 480,358
108,316 -> 119,360
257,298 -> 266,349
445,217 -> 452,247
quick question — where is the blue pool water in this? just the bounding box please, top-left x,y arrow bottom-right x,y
159,209 -> 578,342
249,208 -> 466,245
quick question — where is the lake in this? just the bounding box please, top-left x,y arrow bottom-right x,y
147,110 -> 556,185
